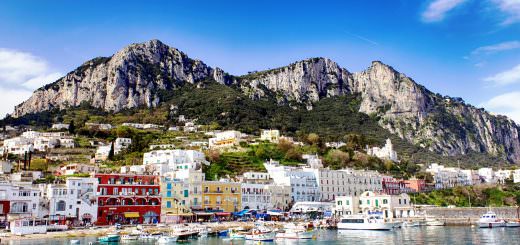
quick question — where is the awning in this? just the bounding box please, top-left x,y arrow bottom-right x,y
194,212 -> 213,216
124,212 -> 140,218
215,212 -> 231,216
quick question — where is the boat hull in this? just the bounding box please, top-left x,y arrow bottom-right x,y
478,222 -> 506,228
245,232 -> 276,241
506,222 -> 520,227
276,231 -> 315,239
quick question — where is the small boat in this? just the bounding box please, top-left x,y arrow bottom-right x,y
139,232 -> 162,240
275,222 -> 315,240
245,225 -> 276,241
505,221 -> 520,227
121,234 -> 139,240
478,211 -> 505,228
98,234 -> 120,242
228,228 -> 247,239
217,229 -> 229,237
337,214 -> 394,230
156,235 -> 179,244
425,218 -> 445,226
70,240 -> 80,244
402,221 -> 420,227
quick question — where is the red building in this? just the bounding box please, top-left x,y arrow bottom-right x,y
403,178 -> 426,193
95,173 -> 161,225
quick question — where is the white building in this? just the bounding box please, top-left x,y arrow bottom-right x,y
325,142 -> 346,149
513,169 -> 520,183
366,139 -> 398,162
495,170 -> 512,184
58,164 -> 98,176
290,202 -> 333,214
3,137 -> 34,155
260,129 -> 280,143
122,123 -> 162,130
51,123 -> 69,130
41,177 -> 98,224
241,183 -> 272,210
0,182 -> 42,219
0,161 -> 13,174
94,145 -> 111,161
114,138 -> 131,154
208,130 -> 242,148
85,123 -> 113,130
426,163 -> 470,189
334,191 -> 414,219
149,144 -> 175,150
143,149 -> 208,175
478,168 -> 495,183
264,160 -> 320,202
302,154 -> 323,169
305,168 -> 383,201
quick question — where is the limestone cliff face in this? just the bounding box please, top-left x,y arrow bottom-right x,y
12,40 -> 520,162
13,39 -> 226,116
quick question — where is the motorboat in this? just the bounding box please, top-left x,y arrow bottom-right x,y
139,232 -> 162,240
424,217 -> 445,226
402,221 -> 420,227
275,222 -> 315,240
245,225 -> 276,241
228,227 -> 248,239
338,214 -> 394,230
98,234 -> 120,242
70,240 -> 80,244
505,221 -> 520,227
478,211 -> 505,228
121,234 -> 139,240
156,235 -> 179,244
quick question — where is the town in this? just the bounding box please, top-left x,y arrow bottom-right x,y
0,120 -> 519,237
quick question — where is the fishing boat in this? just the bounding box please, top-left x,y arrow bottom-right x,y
337,214 -> 394,230
156,235 -> 179,244
478,211 -> 505,228
275,222 -> 315,240
245,225 -> 276,241
98,234 -> 120,242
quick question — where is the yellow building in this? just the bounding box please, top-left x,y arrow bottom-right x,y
202,181 -> 241,213
160,170 -> 204,223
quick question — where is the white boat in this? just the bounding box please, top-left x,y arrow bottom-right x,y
139,232 -> 162,240
402,221 -> 420,227
505,221 -> 520,227
275,223 -> 315,240
70,240 -> 80,244
337,214 -> 394,230
425,218 -> 445,226
121,234 -> 139,240
245,225 -> 276,241
156,235 -> 179,244
478,211 -> 505,228
229,228 -> 247,239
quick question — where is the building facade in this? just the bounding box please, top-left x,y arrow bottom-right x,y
202,180 -> 241,213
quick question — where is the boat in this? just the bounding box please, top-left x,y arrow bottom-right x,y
156,235 -> 179,244
217,229 -> 229,237
402,221 -> 420,227
121,234 -> 139,240
424,218 -> 445,226
337,214 -> 394,230
70,240 -> 80,244
478,211 -> 505,228
229,227 -> 248,239
98,234 -> 120,242
275,222 -> 315,240
245,225 -> 276,241
505,221 -> 520,227
139,232 -> 162,240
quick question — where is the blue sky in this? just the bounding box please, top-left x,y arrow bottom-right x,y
0,0 -> 519,122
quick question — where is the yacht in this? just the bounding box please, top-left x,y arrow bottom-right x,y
424,217 -> 445,226
402,221 -> 420,227
337,214 -> 394,230
478,211 -> 505,228
275,222 -> 315,240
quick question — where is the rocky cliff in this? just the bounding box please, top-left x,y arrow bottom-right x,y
12,40 -> 520,163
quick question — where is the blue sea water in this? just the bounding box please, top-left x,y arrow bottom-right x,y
5,227 -> 520,245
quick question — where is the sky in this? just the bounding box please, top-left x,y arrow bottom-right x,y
0,0 -> 519,122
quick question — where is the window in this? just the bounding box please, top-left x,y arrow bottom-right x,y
404,199 -> 407,204
56,201 -> 66,211
346,200 -> 350,205
167,183 -> 172,190
399,199 -> 401,205
337,201 -> 342,205
167,191 -> 171,197
383,199 -> 388,204
367,200 -> 370,205
166,201 -> 172,208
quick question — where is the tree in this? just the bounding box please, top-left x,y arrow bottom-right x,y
108,141 -> 115,161
307,133 -> 320,145
277,139 -> 293,153
68,120 -> 76,135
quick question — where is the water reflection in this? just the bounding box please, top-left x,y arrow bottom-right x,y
4,227 -> 520,245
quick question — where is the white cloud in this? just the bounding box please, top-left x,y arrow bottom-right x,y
471,41 -> 520,55
421,0 -> 468,22
0,48 -> 63,117
481,91 -> 520,123
492,0 -> 520,25
483,64 -> 520,86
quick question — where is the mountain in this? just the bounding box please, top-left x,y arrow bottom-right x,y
11,40 -> 520,163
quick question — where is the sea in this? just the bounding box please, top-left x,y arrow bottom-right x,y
5,227 -> 520,245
